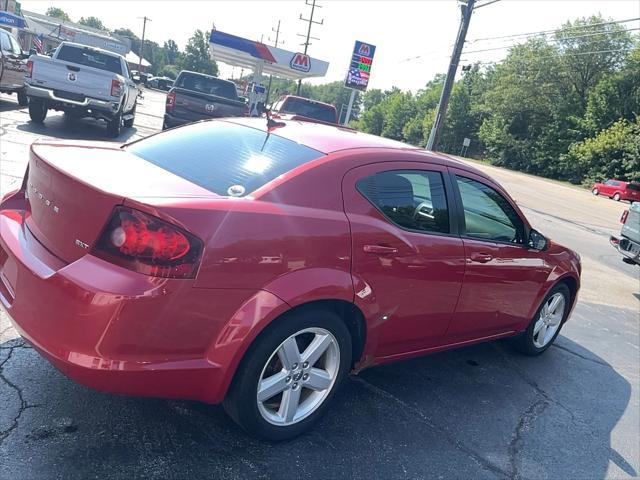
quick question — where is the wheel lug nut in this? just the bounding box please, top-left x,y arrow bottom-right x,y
292,363 -> 298,370
292,383 -> 298,390
303,374 -> 309,381
285,376 -> 291,383
302,362 -> 309,369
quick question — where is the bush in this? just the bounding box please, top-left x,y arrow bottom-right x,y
564,119 -> 640,185
158,65 -> 179,80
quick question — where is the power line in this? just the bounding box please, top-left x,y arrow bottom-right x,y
467,16 -> 640,44
398,23 -> 639,64
461,47 -> 637,65
461,27 -> 640,56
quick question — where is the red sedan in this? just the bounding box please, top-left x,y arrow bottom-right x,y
0,119 -> 581,440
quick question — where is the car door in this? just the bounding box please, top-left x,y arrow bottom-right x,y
445,169 -> 552,342
0,30 -> 24,89
343,162 -> 466,358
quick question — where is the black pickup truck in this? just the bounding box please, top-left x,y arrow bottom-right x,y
163,70 -> 247,129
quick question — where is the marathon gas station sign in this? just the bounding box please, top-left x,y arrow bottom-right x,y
345,40 -> 376,91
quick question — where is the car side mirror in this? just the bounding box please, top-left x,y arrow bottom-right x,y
528,229 -> 548,251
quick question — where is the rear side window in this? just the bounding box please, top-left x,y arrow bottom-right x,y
176,72 -> 237,99
357,170 -> 450,234
57,45 -> 122,75
626,183 -> 639,191
606,180 -> 620,186
127,121 -> 324,197
281,98 -> 336,123
456,176 -> 524,244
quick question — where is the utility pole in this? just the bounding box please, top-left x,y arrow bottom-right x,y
266,20 -> 283,104
426,0 -> 475,151
296,0 -> 323,95
137,16 -> 151,74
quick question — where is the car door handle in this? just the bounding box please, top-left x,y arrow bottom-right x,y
364,245 -> 398,255
470,252 -> 493,263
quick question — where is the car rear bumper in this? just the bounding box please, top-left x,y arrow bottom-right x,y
610,235 -> 640,264
0,203 -> 267,403
26,84 -> 120,115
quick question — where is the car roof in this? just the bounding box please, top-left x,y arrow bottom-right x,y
222,117 -> 485,176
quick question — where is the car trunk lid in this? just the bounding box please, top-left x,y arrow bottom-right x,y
25,143 -> 217,264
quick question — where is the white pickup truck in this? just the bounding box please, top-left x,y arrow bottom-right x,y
25,42 -> 138,137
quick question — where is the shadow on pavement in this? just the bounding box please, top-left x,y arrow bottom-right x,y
0,333 -> 632,479
0,98 -> 24,113
15,115 -> 138,143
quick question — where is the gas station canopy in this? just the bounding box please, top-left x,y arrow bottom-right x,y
209,30 -> 329,80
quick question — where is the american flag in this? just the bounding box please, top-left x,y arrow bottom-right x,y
32,34 -> 44,53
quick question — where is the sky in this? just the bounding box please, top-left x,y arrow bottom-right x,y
20,0 -> 640,92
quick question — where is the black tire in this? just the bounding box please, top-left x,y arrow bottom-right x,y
613,193 -> 621,202
106,111 -> 123,137
592,188 -> 599,196
123,103 -> 136,128
17,89 -> 28,107
509,283 -> 571,356
28,98 -> 47,123
223,308 -> 352,441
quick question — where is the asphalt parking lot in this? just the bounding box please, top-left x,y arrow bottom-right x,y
1,89 -> 638,479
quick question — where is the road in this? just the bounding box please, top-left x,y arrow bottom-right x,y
1,89 -> 638,479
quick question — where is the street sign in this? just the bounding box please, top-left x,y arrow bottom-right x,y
463,137 -> 471,147
344,40 -> 376,91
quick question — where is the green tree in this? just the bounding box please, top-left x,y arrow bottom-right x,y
555,15 -> 634,109
565,118 -> 640,184
180,30 -> 218,76
45,7 -> 70,21
164,40 -> 180,65
79,16 -> 106,31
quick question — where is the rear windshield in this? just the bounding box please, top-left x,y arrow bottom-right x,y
281,98 -> 336,123
126,121 -> 324,196
627,183 -> 639,191
175,72 -> 237,99
57,45 -> 122,75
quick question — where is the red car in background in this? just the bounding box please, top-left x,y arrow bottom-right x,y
591,179 -> 640,202
0,119 -> 581,440
270,95 -> 339,125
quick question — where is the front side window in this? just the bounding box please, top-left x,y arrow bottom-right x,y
456,176 -> 524,244
7,32 -> 21,54
0,32 -> 10,52
606,180 -> 620,186
357,170 -> 450,234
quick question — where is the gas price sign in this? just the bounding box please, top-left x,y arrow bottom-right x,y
344,40 -> 376,91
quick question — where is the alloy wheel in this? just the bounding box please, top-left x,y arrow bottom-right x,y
257,327 -> 340,426
532,293 -> 565,348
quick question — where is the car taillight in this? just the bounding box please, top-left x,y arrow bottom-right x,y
621,210 -> 629,224
26,59 -> 33,78
166,91 -> 176,111
111,79 -> 123,97
92,206 -> 203,279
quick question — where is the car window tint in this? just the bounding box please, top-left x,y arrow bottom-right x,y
7,32 -> 21,54
176,72 -> 237,99
127,121 -> 324,197
57,45 -> 122,75
281,98 -> 336,123
627,183 -> 640,191
0,32 -> 10,52
357,170 -> 449,234
456,176 -> 524,244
